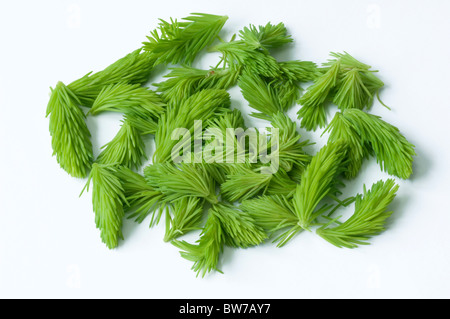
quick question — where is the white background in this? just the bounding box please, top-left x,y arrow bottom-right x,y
1,0 -> 449,299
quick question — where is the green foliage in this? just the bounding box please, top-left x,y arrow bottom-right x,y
268,112 -> 312,172
210,203 -> 267,248
153,89 -> 231,163
47,13 -> 411,271
333,68 -> 379,111
116,166 -> 165,226
211,39 -> 281,78
164,197 -> 205,242
241,195 -> 300,247
172,202 -> 267,277
46,81 -> 93,178
239,22 -> 293,52
172,212 -> 225,278
297,61 -> 340,131
262,61 -> 319,111
298,52 -> 384,131
288,162 -> 307,184
203,109 -> 248,165
215,22 -> 293,78
124,113 -> 159,136
68,48 -> 155,107
343,109 -> 416,179
272,79 -> 302,111
155,66 -> 241,105
143,13 -> 228,65
96,117 -> 147,170
89,83 -> 165,135
206,109 -> 247,133
220,164 -> 273,202
279,60 -> 321,83
81,164 -> 127,249
203,163 -> 228,186
317,179 -> 399,248
324,112 -> 369,179
238,71 -> 284,120
145,162 -> 218,204
215,113 -> 311,203
323,51 -> 372,70
89,83 -> 166,118
293,140 -> 348,231
265,169 -> 298,197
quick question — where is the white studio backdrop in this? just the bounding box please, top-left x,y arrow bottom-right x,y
0,0 -> 449,299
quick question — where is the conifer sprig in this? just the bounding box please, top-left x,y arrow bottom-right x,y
81,164 -> 127,249
279,60 -> 321,83
271,79 -> 302,111
241,195 -> 299,247
143,13 -> 228,66
145,163 -> 218,204
324,111 -> 369,179
210,39 -> 281,78
116,166 -> 165,226
164,197 -> 205,242
210,203 -> 267,248
124,113 -> 159,136
46,49 -> 155,178
89,83 -> 166,119
155,66 -> 241,105
268,112 -> 312,172
238,71 -> 284,120
46,81 -> 93,178
293,140 -> 348,231
239,22 -> 293,52
206,109 -> 247,134
153,89 -> 231,163
262,60 -> 319,111
200,109 -> 250,184
298,52 -> 385,131
220,165 -> 273,202
323,52 -> 372,70
317,179 -> 399,248
265,169 -> 298,197
343,109 -> 416,179
68,48 -> 155,107
172,212 -> 225,278
96,117 -> 147,170
333,68 -> 376,111
89,83 -> 165,136
297,61 -> 341,131
288,162 -> 307,184
203,109 -> 248,165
